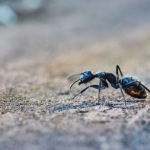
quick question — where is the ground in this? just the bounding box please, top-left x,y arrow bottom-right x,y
0,0 -> 150,150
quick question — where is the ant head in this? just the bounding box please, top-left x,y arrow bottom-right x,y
78,71 -> 95,85
67,71 -> 95,89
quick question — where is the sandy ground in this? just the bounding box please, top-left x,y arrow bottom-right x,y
0,0 -> 150,150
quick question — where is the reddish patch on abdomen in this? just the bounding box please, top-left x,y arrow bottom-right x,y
125,88 -> 141,97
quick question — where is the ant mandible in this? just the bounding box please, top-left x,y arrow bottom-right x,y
67,65 -> 150,105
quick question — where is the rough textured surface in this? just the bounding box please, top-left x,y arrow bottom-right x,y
0,0 -> 150,150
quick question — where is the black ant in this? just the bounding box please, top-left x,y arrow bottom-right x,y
67,65 -> 150,105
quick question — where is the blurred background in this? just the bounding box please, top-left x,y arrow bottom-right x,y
0,0 -> 150,87
1,1 -> 150,150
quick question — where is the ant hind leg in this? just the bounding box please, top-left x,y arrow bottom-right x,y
98,79 -> 101,104
118,84 -> 126,106
116,65 -> 123,80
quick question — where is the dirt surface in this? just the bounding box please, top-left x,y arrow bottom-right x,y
0,0 -> 150,150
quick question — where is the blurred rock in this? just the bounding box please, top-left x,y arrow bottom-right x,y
0,4 -> 18,25
0,0 -> 47,25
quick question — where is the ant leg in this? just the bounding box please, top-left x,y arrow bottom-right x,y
98,79 -> 101,103
118,84 -> 126,105
72,85 -> 104,99
140,82 -> 150,93
116,65 -> 123,80
122,81 -> 137,88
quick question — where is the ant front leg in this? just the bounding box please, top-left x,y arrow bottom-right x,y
72,84 -> 104,99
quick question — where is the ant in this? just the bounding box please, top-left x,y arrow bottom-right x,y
67,65 -> 150,105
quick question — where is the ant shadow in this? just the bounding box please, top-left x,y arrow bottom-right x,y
106,99 -> 146,109
53,98 -> 146,111
53,100 -> 96,111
